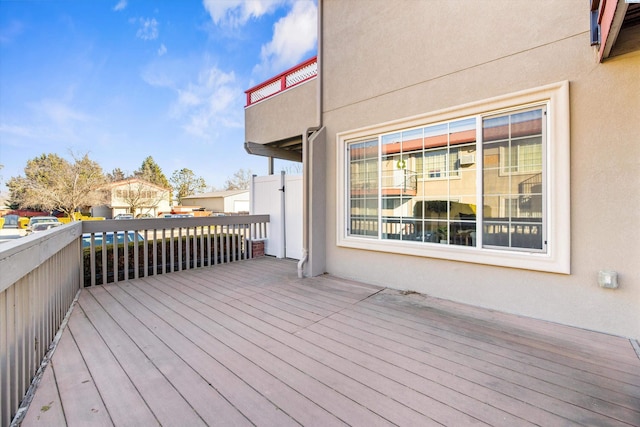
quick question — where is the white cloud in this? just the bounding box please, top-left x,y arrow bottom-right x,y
136,18 -> 159,41
113,0 -> 127,12
148,64 -> 242,139
202,0 -> 285,28
0,123 -> 37,139
35,99 -> 92,126
0,99 -> 93,148
254,0 -> 316,77
158,43 -> 167,56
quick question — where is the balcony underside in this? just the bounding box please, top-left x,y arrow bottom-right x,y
245,136 -> 302,162
21,257 -> 640,426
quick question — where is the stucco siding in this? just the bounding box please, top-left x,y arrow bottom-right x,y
321,0 -> 640,338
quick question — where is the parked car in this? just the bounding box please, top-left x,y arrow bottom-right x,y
2,214 -> 19,229
26,216 -> 61,234
114,214 -> 134,220
31,222 -> 63,233
82,231 -> 145,248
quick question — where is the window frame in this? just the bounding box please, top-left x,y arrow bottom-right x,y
336,81 -> 570,274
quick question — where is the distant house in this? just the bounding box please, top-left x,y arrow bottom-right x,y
181,190 -> 250,214
92,178 -> 171,219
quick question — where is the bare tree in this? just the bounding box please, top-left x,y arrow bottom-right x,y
7,152 -> 107,219
224,168 -> 253,190
280,162 -> 302,175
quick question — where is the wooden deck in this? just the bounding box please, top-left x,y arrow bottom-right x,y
20,257 -> 640,426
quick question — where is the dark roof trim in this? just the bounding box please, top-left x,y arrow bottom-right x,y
244,140 -> 302,162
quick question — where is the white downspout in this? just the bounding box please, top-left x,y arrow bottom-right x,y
298,0 -> 323,279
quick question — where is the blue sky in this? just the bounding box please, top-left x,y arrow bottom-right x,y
0,0 -> 317,191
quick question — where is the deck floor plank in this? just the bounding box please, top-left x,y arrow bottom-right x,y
20,357 -> 66,425
364,292 -> 640,377
130,275 -> 396,427
355,295 -> 640,399
20,257 -> 640,427
328,305 -> 640,425
138,274 -> 474,426
53,319 -> 116,426
86,286 -> 252,427
66,301 -> 159,426
101,282 -> 302,427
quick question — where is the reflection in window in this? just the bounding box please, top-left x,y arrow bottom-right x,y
483,108 -> 545,250
345,105 -> 547,253
348,139 -> 379,237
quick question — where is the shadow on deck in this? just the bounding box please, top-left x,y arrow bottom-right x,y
21,257 -> 640,426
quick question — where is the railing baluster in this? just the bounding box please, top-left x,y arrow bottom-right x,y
206,226 -> 211,266
184,227 -> 190,271
225,225 -> 230,264
231,225 -> 236,262
133,229 -> 139,279
161,229 -> 166,274
178,227 -> 183,271
89,234 -> 96,287
169,228 -> 175,273
113,234 -> 119,284
213,225 -> 218,265
143,229 -> 149,278
123,231 -> 129,282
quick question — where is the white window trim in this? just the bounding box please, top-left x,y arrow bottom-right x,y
336,81 -> 570,274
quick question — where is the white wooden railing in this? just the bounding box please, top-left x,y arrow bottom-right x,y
0,222 -> 82,426
245,56 -> 317,106
81,215 -> 268,287
1,214 -> 269,426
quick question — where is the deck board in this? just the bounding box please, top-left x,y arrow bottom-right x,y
20,359 -> 66,425
20,257 -> 640,426
356,295 -> 640,396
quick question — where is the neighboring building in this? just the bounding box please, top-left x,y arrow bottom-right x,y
92,178 -> 171,219
244,1 -> 640,339
181,189 -> 250,214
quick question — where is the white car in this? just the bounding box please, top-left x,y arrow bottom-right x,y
26,216 -> 61,234
31,222 -> 63,233
114,214 -> 134,220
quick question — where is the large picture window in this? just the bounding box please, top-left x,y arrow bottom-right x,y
338,82 -> 570,273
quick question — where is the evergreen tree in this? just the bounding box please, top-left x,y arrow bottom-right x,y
135,156 -> 170,189
107,167 -> 127,182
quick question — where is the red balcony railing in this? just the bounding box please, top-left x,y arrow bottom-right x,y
245,56 -> 317,107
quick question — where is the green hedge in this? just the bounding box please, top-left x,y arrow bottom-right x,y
83,234 -> 245,286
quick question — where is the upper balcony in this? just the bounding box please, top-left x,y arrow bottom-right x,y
244,57 -> 318,163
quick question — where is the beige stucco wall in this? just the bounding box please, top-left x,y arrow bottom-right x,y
245,78 -> 318,144
321,0 -> 640,338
